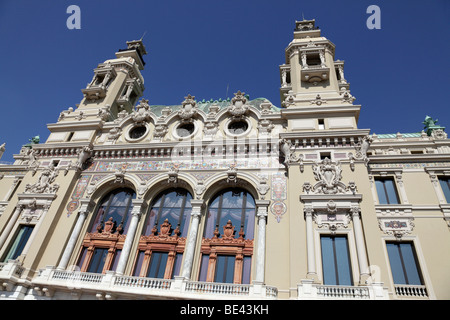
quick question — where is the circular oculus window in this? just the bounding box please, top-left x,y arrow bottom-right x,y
228,120 -> 249,135
129,125 -> 147,140
176,123 -> 195,137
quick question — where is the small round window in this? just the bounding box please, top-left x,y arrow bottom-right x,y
176,123 -> 195,137
228,120 -> 248,135
129,125 -> 147,139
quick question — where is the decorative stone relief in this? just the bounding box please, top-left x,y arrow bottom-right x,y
131,98 -> 151,124
24,163 -> 59,194
178,94 -> 198,122
341,91 -> 355,104
310,94 -> 327,106
114,167 -> 126,184
375,205 -> 414,239
75,110 -> 86,121
203,121 -> 218,138
378,219 -> 415,239
153,124 -> 168,140
281,91 -> 295,107
75,146 -> 93,170
279,138 -> 299,166
167,164 -> 179,184
226,163 -> 238,183
227,91 -> 249,118
107,127 -> 122,141
257,119 -> 274,136
431,129 -> 447,140
256,177 -> 270,200
97,105 -> 111,121
194,180 -> 206,199
349,135 -> 372,168
313,209 -> 351,233
304,157 -> 356,195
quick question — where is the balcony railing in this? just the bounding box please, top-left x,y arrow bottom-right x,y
297,280 -> 390,300
316,285 -> 370,299
395,284 -> 428,298
185,281 -> 250,296
30,267 -> 278,299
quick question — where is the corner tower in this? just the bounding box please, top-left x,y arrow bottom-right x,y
280,19 -> 360,132
43,40 -> 147,146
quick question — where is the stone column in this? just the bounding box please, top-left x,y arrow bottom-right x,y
180,200 -> 204,279
254,200 -> 269,284
57,199 -> 93,270
350,206 -> 370,284
115,199 -> 145,275
304,206 -> 317,279
0,204 -> 24,250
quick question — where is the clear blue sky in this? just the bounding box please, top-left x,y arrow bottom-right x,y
0,0 -> 448,163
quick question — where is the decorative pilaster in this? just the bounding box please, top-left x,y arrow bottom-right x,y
304,206 -> 317,280
254,200 -> 269,284
350,206 -> 370,284
115,199 -> 146,275
180,199 -> 204,279
57,199 -> 94,270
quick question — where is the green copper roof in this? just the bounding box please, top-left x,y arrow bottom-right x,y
376,133 -> 422,139
149,97 -> 279,117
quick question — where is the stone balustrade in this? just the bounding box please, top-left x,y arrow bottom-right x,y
29,266 -> 278,300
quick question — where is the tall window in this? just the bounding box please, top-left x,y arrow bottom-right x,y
439,176 -> 450,202
77,188 -> 136,274
386,242 -> 423,285
2,225 -> 34,261
320,235 -> 353,286
199,188 -> 255,284
375,177 -> 400,204
133,188 -> 192,279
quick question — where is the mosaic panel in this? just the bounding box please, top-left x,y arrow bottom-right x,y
271,172 -> 287,223
66,175 -> 91,217
87,157 -> 283,172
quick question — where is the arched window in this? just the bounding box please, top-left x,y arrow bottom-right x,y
199,188 -> 255,284
132,188 -> 192,279
77,188 -> 136,274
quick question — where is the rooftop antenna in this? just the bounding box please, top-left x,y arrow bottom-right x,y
226,83 -> 229,100
140,31 -> 147,41
302,12 -> 305,20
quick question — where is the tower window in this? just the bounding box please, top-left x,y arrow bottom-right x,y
318,119 -> 325,130
320,152 -> 331,160
306,54 -> 321,66
67,132 -> 74,141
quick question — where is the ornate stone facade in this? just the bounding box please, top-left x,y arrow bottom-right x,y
0,19 -> 449,301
